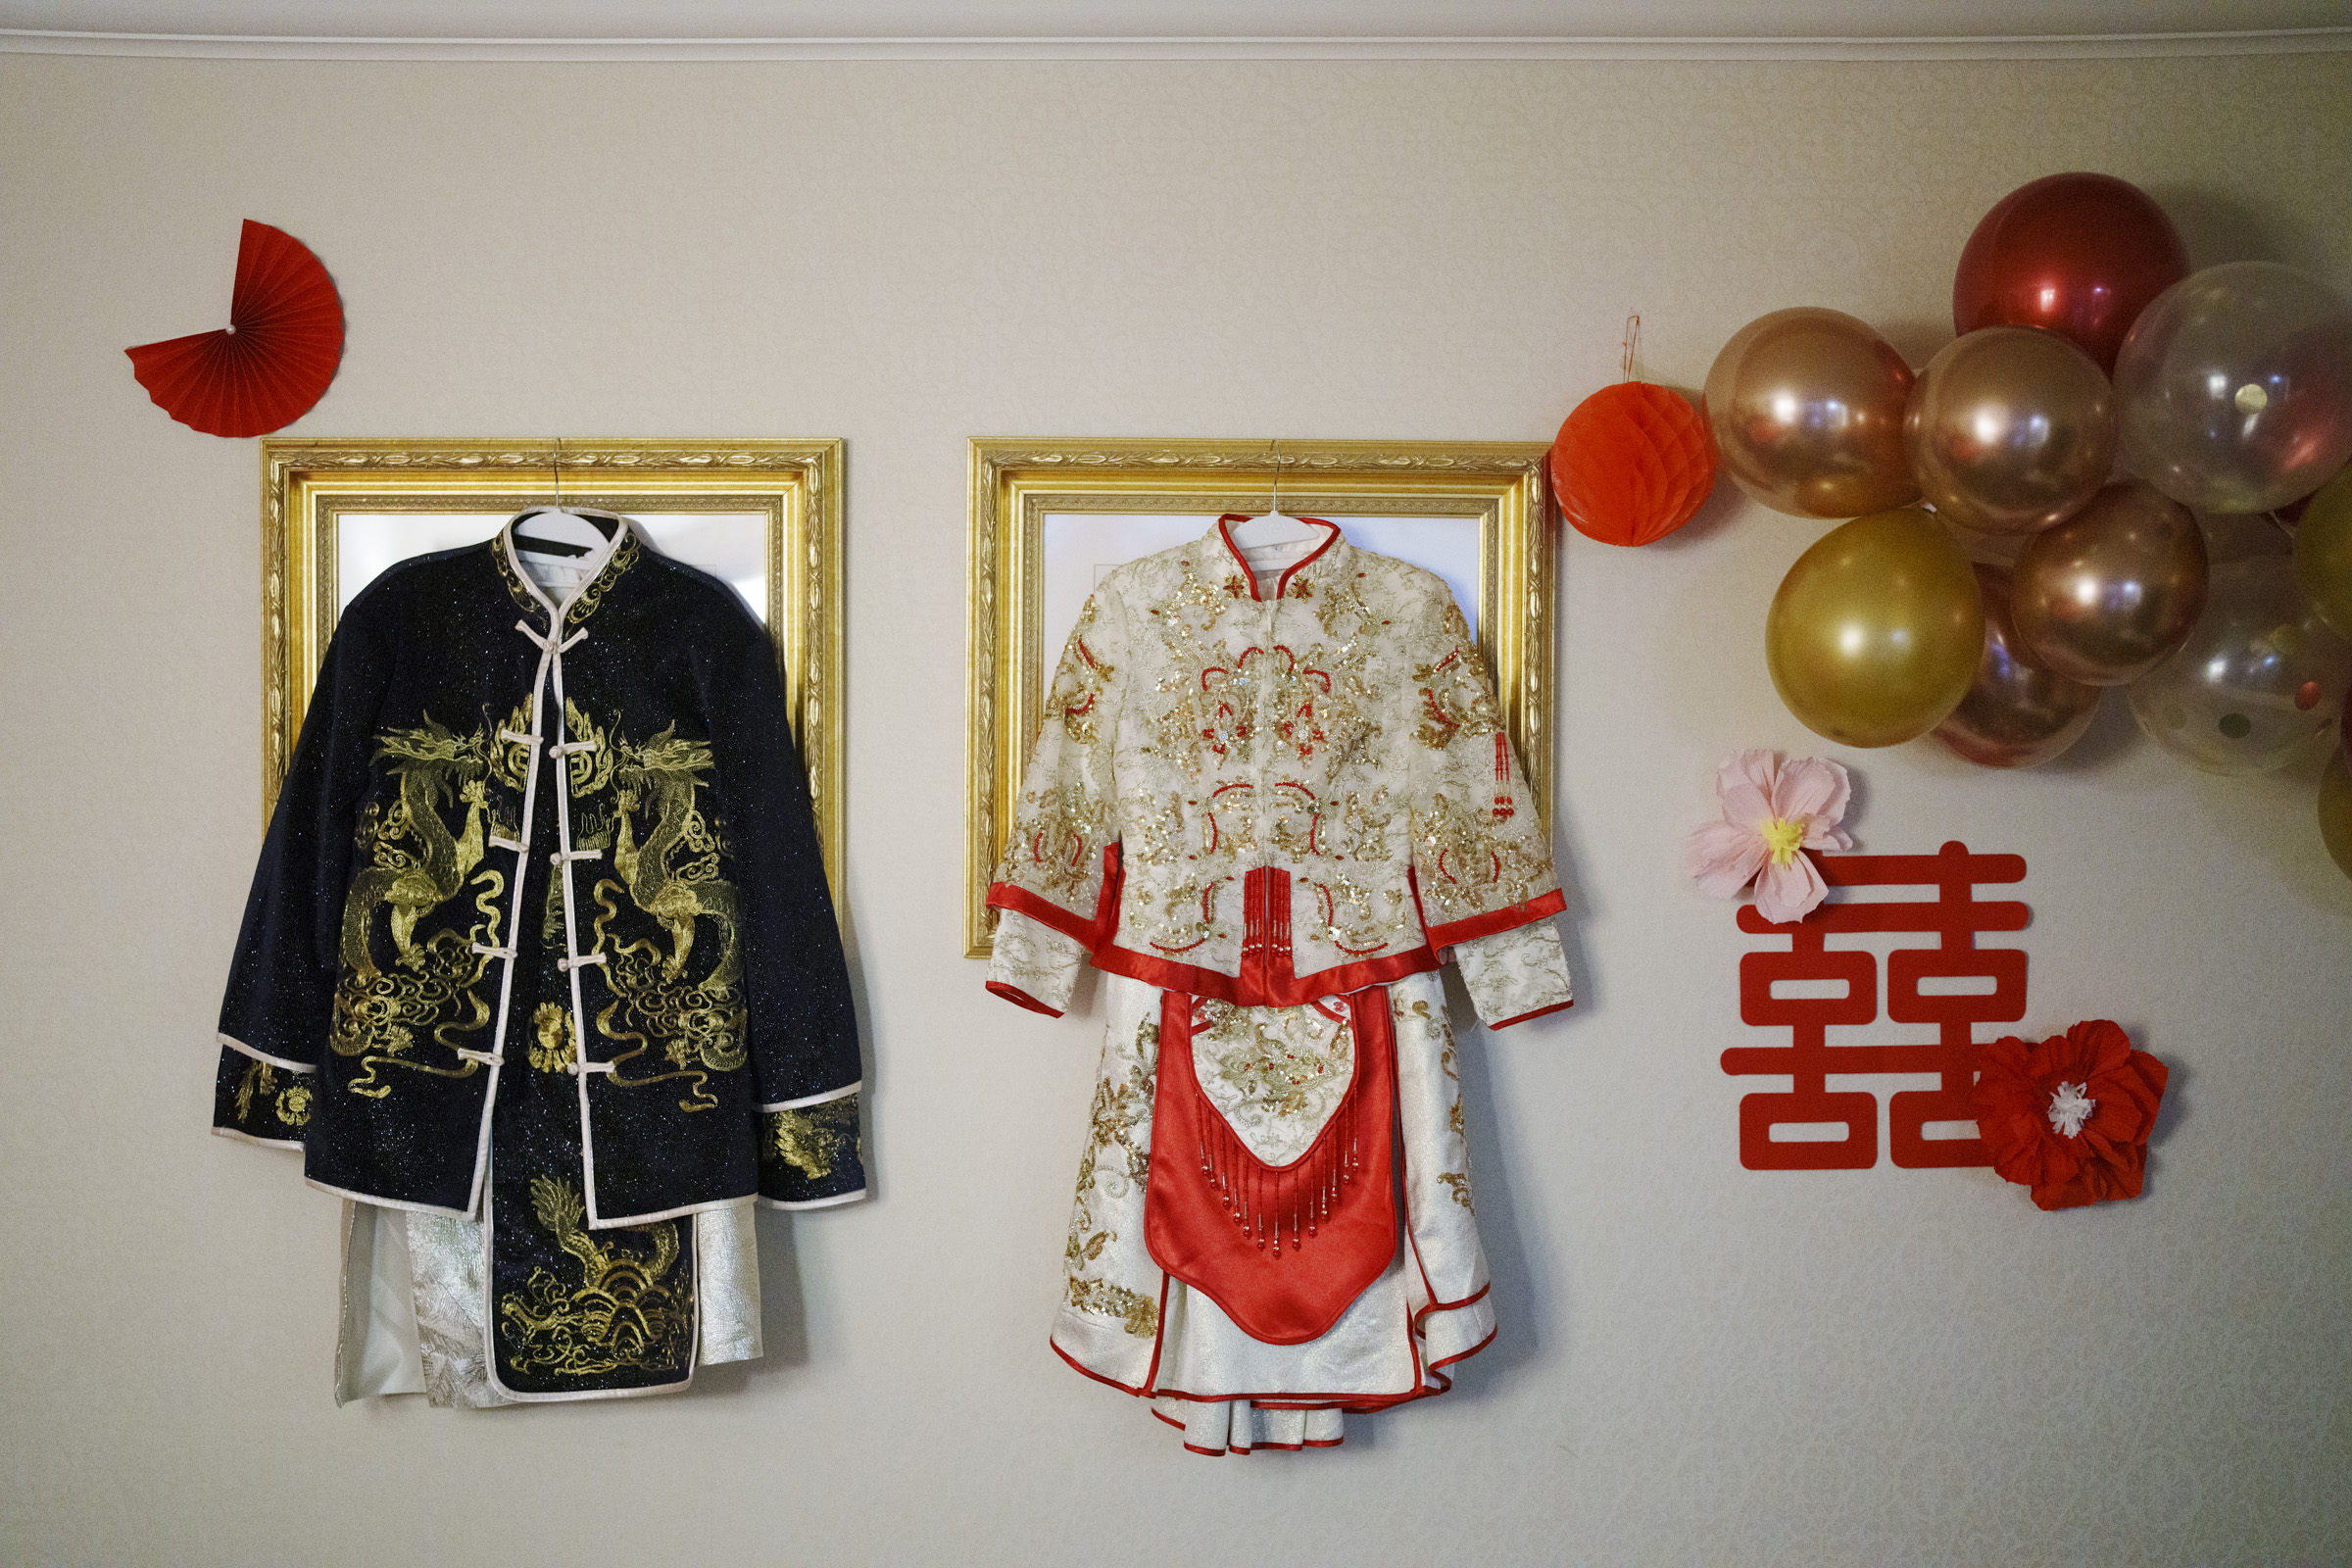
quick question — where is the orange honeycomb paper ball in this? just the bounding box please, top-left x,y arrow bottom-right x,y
1548,381 -> 1718,547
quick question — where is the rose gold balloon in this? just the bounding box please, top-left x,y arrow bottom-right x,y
1904,327 -> 2117,535
1934,564 -> 2103,766
1704,307 -> 1921,517
2011,481 -> 2210,685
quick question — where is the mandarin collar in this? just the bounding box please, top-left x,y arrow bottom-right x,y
1205,513 -> 1345,603
494,511 -> 643,628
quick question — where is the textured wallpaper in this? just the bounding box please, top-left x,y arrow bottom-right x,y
1,51 -> 2346,1566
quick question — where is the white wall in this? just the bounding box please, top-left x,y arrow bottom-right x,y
2,51 -> 2347,1566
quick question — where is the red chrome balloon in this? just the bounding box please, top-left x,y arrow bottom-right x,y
1547,381 -> 1717,547
1952,173 -> 2189,374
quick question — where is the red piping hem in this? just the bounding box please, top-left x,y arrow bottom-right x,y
1052,1335 -> 1150,1397
1423,886 -> 1568,950
1488,1000 -> 1574,1029
984,981 -> 1063,1018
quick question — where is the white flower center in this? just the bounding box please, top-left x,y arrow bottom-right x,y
2046,1081 -> 2096,1139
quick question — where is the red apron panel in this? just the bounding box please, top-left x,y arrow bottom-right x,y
1145,986 -> 1397,1346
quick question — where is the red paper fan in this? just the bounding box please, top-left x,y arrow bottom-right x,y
125,220 -> 344,438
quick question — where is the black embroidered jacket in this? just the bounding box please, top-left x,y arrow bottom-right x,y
214,519 -> 864,1227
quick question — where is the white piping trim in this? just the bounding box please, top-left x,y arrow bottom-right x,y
5,29 -> 2345,60
760,1188 -> 868,1211
588,1192 -> 759,1230
212,1124 -> 305,1152
303,1176 -> 476,1221
760,1080 -> 861,1112
217,1031 -> 316,1074
502,515 -> 637,1227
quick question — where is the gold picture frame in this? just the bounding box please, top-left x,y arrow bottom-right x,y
259,437 -> 847,909
964,436 -> 1555,957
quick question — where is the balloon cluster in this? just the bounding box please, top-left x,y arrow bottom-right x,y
1692,172 -> 2352,882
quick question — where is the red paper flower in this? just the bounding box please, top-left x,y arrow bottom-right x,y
1973,1019 -> 2168,1210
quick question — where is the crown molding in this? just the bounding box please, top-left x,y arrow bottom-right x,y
5,0 -> 2349,60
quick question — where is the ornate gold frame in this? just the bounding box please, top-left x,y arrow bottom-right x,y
964,437 -> 1555,957
260,437 -> 847,908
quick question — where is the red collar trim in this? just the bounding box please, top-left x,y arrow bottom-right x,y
1213,514 -> 1342,602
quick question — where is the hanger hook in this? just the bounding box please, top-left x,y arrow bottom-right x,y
551,436 -> 564,511
1269,437 -> 1281,517
1622,314 -> 1642,382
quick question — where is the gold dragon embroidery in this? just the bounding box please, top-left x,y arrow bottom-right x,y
339,717 -> 491,981
612,724 -> 739,989
329,717 -> 506,1098
583,720 -> 746,1112
498,1176 -> 692,1380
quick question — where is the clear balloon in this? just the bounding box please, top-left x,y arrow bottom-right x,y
2116,263 -> 2352,514
1704,308 -> 1920,518
1934,564 -> 2103,767
2321,752 -> 2352,884
2010,481 -> 2209,685
2127,556 -> 2352,774
2292,466 -> 2352,638
1905,327 -> 2117,535
1766,507 -> 1985,748
1952,173 -> 2190,374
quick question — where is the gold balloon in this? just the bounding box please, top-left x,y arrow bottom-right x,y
1704,307 -> 1921,518
2322,751 -> 2352,884
1766,507 -> 1986,747
2010,480 -> 2210,685
2294,466 -> 2352,638
1904,326 -> 2118,534
1934,564 -> 2103,766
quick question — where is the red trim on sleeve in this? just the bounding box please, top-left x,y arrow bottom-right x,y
1422,886 -> 1567,951
987,844 -> 1124,953
984,981 -> 1064,1018
986,882 -> 1095,945
1487,1000 -> 1573,1029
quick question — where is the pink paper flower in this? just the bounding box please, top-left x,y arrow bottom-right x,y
1683,749 -> 1854,923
